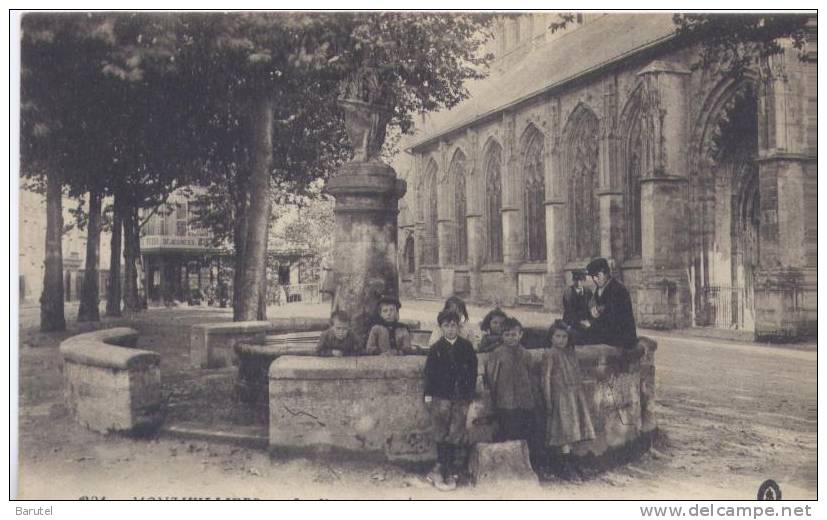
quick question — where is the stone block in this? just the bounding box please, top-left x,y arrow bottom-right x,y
468,441 -> 540,489
269,356 -> 433,462
60,328 -> 162,435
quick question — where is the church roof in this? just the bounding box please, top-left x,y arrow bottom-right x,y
407,13 -> 677,152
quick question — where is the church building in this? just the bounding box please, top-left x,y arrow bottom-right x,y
397,13 -> 816,340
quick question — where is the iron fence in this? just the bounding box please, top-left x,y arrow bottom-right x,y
698,285 -> 754,330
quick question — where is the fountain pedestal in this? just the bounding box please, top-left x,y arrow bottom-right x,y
326,94 -> 406,344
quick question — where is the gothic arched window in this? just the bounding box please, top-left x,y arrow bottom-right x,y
450,150 -> 468,265
404,235 -> 415,274
422,159 -> 440,265
483,142 -> 504,264
521,126 -> 547,262
625,110 -> 643,258
564,107 -> 600,261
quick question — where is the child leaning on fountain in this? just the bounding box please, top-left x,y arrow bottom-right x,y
484,317 -> 537,442
540,320 -> 596,478
365,295 -> 415,356
316,310 -> 362,357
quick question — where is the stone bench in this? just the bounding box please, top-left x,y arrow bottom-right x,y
191,318 -> 423,369
189,318 -> 330,369
268,338 -> 657,463
59,327 -> 162,435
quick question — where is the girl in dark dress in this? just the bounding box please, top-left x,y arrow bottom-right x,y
540,320 -> 595,477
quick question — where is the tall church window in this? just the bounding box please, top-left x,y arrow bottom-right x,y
422,160 -> 439,265
521,126 -> 547,261
625,111 -> 643,258
450,150 -> 468,265
483,142 -> 504,264
565,107 -> 600,261
404,235 -> 415,274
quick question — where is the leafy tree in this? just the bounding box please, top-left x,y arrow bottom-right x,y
673,13 -> 811,74
20,13 -> 118,330
22,13 -> 201,322
185,13 -> 494,321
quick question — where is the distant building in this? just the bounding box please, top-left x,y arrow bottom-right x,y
397,13 -> 816,340
140,190 -> 230,304
18,189 -> 113,304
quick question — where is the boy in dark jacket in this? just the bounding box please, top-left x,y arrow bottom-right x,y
423,309 -> 478,491
582,257 -> 638,349
562,269 -> 593,333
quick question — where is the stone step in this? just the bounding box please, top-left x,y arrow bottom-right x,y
162,421 -> 268,449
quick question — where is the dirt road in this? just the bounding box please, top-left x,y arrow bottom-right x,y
15,306 -> 817,499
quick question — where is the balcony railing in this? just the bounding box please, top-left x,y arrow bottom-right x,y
267,283 -> 320,305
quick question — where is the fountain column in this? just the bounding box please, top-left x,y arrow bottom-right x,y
325,74 -> 406,344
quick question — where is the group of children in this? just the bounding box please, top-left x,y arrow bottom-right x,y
316,294 -> 596,491
423,303 -> 595,490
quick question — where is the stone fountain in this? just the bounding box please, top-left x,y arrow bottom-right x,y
189,68 -> 658,469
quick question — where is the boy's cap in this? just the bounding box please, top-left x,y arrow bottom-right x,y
437,309 -> 461,326
378,295 -> 402,308
586,257 -> 610,276
572,269 -> 587,281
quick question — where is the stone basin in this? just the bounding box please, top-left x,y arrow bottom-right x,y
234,319 -> 423,404
267,337 -> 657,463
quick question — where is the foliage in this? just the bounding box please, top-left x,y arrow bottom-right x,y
269,193 -> 335,284
21,13 -> 192,208
326,12 -> 494,134
186,12 -> 494,240
673,13 -> 811,75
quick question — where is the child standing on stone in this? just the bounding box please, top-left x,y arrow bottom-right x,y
423,309 -> 478,491
365,295 -> 413,356
540,319 -> 595,478
316,310 -> 361,357
478,307 -> 508,353
484,317 -> 537,442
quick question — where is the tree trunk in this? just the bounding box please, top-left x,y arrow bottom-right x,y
78,189 -> 102,322
40,171 -> 66,332
232,188 -> 249,321
122,202 -> 142,312
105,194 -> 123,317
235,95 -> 273,321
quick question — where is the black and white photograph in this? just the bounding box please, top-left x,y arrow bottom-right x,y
11,9 -> 818,503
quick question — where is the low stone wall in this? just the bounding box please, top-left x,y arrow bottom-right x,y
192,318 -> 423,369
189,318 -> 330,369
269,338 -> 657,463
59,327 -> 162,435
